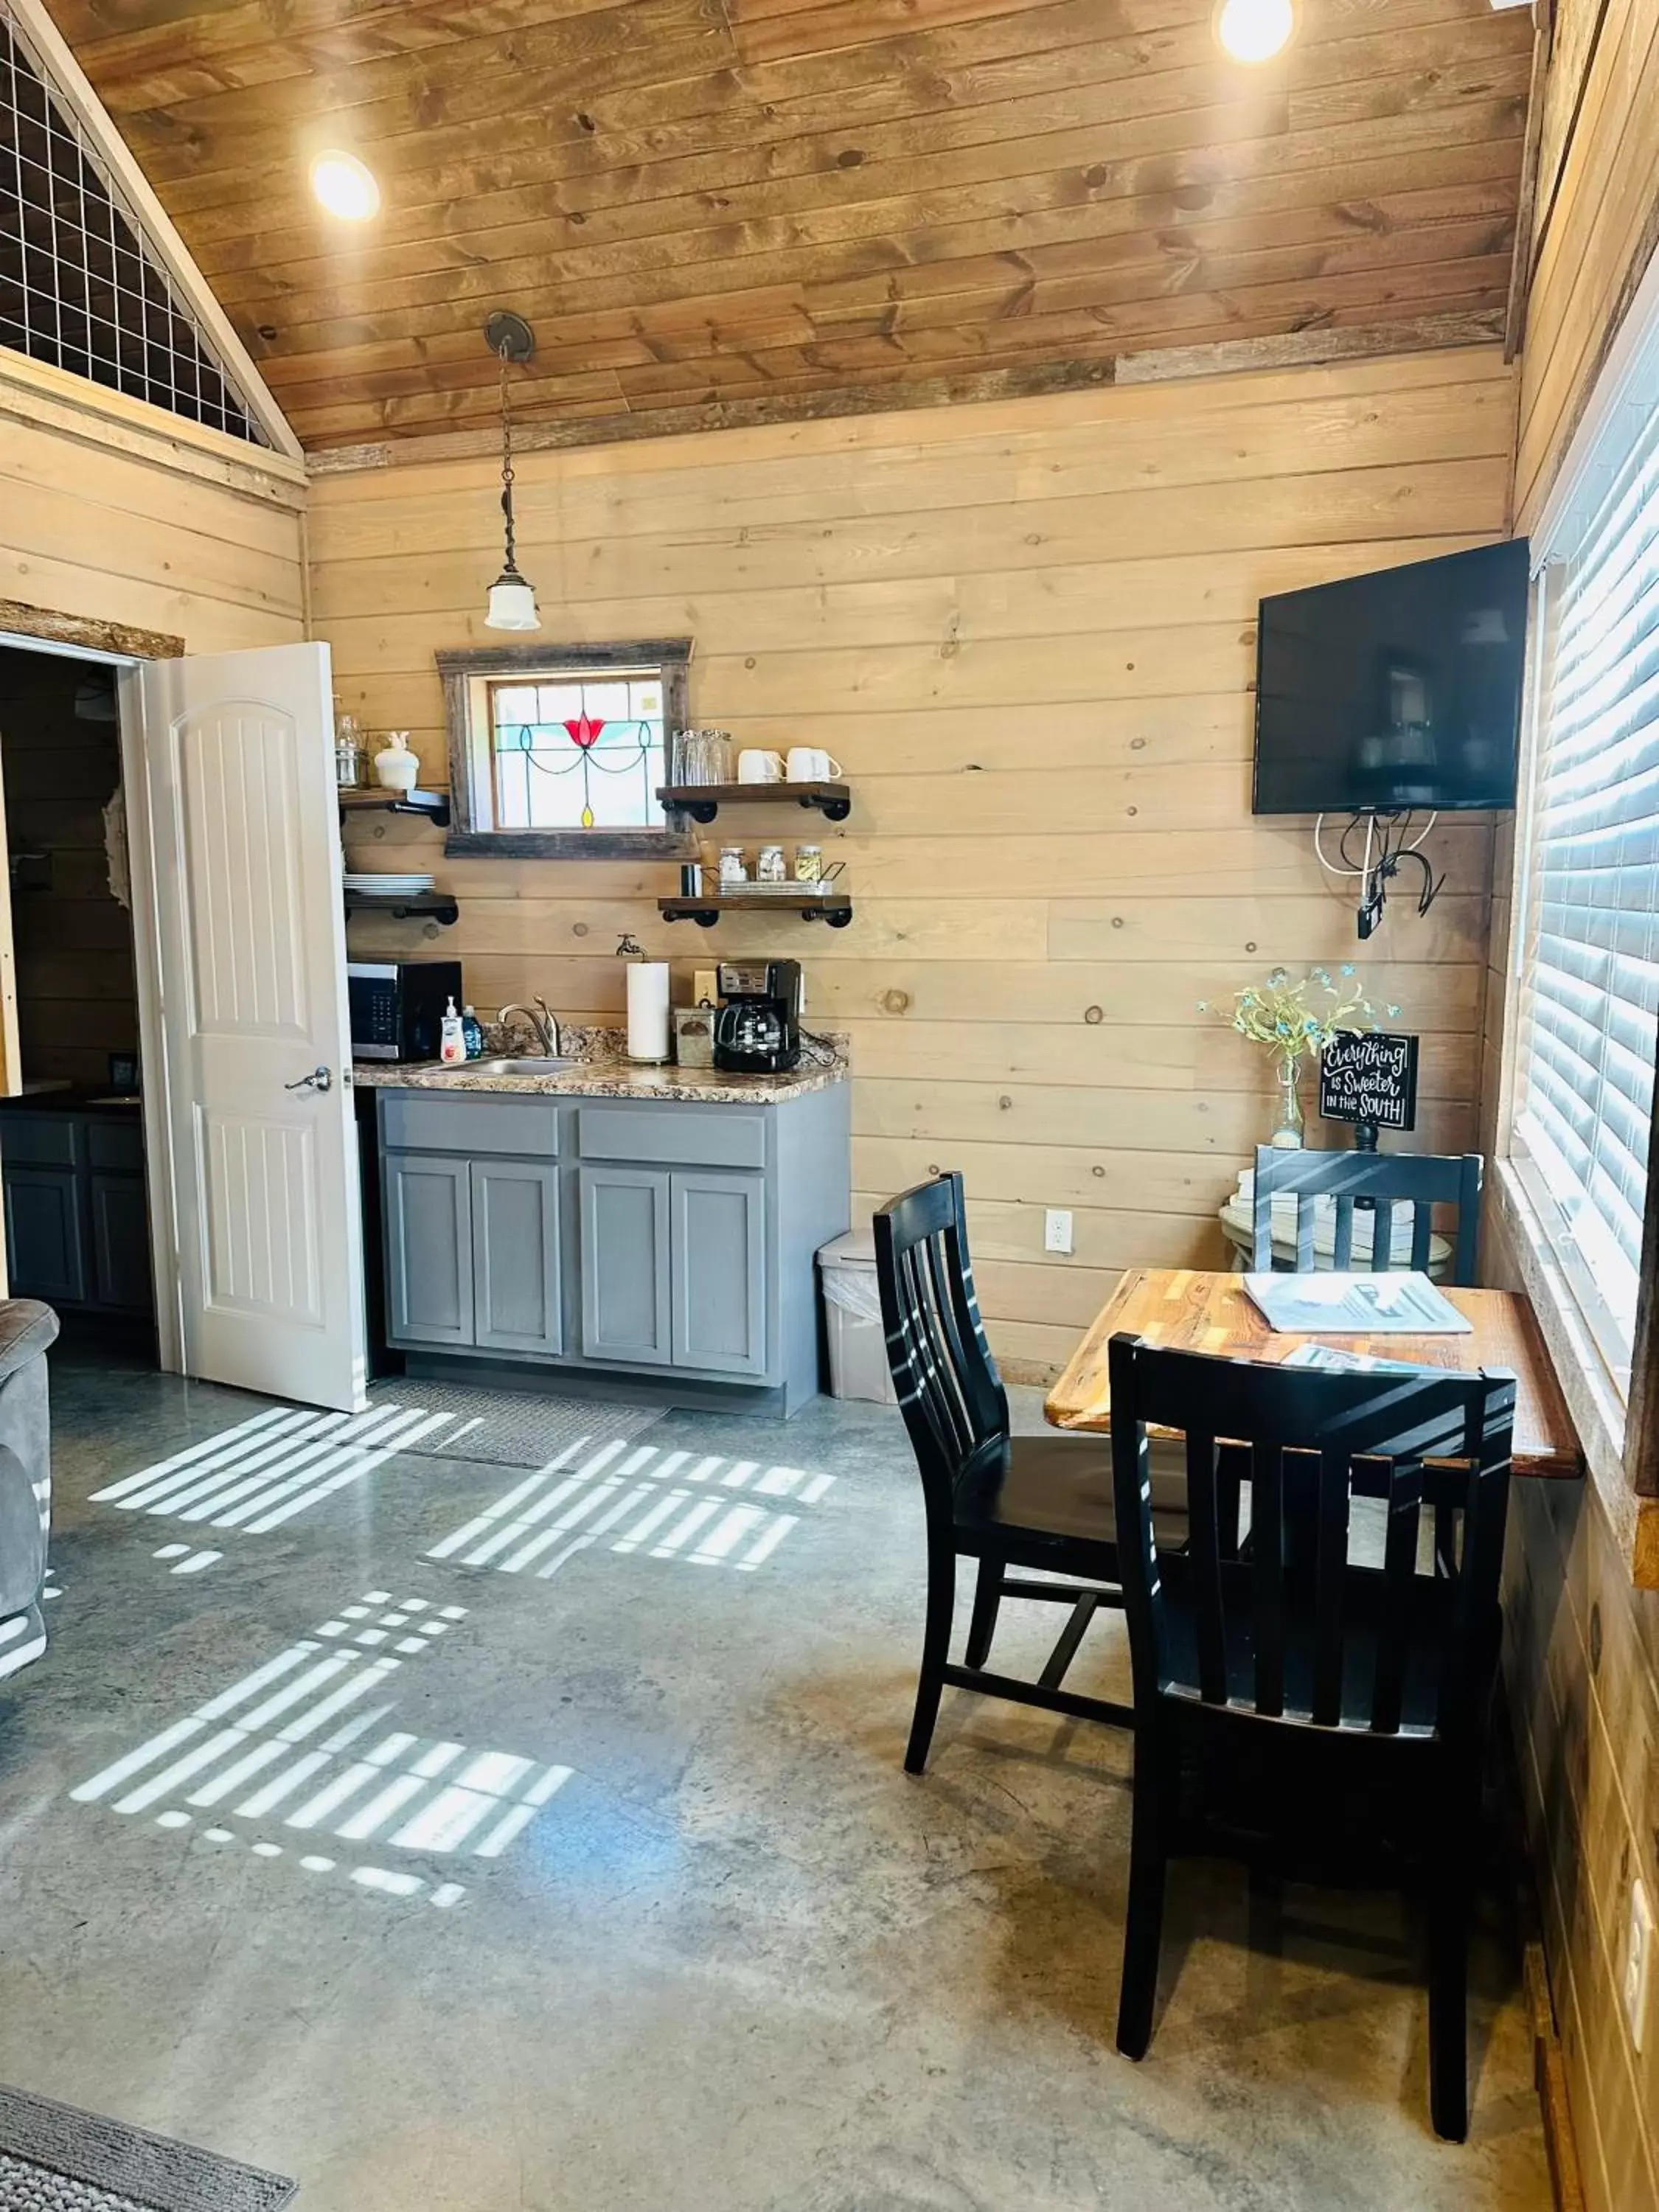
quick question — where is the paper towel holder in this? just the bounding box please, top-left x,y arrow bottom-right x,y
618,933 -> 672,1064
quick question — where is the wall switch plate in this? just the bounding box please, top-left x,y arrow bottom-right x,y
1044,1208 -> 1074,1256
1624,1877 -> 1654,2052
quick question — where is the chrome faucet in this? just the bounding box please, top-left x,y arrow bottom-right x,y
498,998 -> 560,1057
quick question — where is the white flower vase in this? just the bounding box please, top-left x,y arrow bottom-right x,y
374,730 -> 420,795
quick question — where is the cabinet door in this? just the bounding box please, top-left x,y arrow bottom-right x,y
579,1164 -> 671,1365
671,1170 -> 767,1377
90,1173 -> 154,1312
384,1152 -> 473,1347
471,1158 -> 562,1356
4,1165 -> 86,1304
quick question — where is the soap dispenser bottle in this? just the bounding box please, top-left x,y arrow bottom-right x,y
439,997 -> 466,1065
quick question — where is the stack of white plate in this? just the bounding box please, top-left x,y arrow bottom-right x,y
343,872 -> 436,897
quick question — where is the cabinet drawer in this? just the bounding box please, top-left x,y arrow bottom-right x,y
577,1105 -> 765,1170
0,1114 -> 79,1168
380,1091 -> 560,1158
87,1119 -> 145,1173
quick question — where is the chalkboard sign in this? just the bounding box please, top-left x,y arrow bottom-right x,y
1319,1030 -> 1419,1131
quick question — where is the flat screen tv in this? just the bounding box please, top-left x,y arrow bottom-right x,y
1252,539 -> 1530,815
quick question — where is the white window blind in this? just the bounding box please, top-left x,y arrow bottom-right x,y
1512,366 -> 1659,1384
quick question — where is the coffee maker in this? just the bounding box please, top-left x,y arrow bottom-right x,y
713,959 -> 802,1074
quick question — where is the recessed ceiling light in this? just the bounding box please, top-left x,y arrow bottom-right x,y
1214,0 -> 1295,63
309,150 -> 380,222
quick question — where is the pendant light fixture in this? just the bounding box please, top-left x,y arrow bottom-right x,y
1212,0 -> 1294,63
484,310 -> 540,631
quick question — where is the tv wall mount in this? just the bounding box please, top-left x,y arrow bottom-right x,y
1314,808 -> 1444,941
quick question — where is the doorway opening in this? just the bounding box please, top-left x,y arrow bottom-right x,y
0,640 -> 156,1359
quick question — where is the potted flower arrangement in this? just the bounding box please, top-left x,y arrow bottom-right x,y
1200,965 -> 1398,1147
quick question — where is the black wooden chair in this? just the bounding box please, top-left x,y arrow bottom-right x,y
872,1174 -> 1186,1773
1106,1331 -> 1514,2140
1251,1144 -> 1483,1284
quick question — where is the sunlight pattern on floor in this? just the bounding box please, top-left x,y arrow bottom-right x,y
153,1543 -> 222,1576
191,1822 -> 470,1910
70,1592 -> 569,1909
426,1436 -> 834,1579
89,1402 -> 460,1530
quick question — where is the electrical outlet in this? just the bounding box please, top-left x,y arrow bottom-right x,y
1044,1208 -> 1074,1256
1624,1879 -> 1654,2052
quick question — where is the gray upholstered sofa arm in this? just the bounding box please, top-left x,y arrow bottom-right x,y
0,1300 -> 60,1381
0,1297 -> 55,1679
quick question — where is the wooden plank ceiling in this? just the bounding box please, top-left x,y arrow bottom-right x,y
49,0 -> 1535,453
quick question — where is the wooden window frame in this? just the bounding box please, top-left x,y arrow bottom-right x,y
439,639 -> 695,860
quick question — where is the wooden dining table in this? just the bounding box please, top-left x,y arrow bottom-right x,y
1045,1268 -> 1585,1479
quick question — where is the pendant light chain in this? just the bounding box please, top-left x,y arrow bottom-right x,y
498,340 -> 519,579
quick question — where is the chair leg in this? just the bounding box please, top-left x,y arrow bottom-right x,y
905,1541 -> 956,1776
1116,1737 -> 1169,2059
1427,1857 -> 1473,2141
964,1554 -> 1004,1669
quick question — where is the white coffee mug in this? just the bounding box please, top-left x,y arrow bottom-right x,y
786,746 -> 844,782
737,748 -> 785,784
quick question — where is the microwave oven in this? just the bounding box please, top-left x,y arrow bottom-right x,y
347,960 -> 463,1062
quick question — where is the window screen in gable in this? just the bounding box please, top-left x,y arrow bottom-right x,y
0,1 -> 266,444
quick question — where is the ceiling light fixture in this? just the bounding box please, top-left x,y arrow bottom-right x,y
484,310 -> 540,633
1213,0 -> 1295,62
309,150 -> 380,222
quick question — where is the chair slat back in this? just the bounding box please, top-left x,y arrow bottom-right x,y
1107,1335 -> 1514,1741
1251,1147 -> 1483,1284
874,1176 -> 1008,1508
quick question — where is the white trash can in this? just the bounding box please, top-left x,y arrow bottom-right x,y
817,1228 -> 897,1405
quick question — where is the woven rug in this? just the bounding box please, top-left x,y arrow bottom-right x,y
0,2088 -> 294,2210
368,1377 -> 663,1467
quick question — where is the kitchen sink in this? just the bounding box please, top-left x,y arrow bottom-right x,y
426,1056 -> 576,1077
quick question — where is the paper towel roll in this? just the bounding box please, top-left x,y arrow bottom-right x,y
627,961 -> 671,1062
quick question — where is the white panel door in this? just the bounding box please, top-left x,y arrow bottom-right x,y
128,644 -> 366,1411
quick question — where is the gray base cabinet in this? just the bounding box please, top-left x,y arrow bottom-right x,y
378,1082 -> 849,1413
474,1158 -> 562,1356
386,1151 -> 563,1357
671,1169 -> 766,1376
5,1166 -> 86,1304
579,1166 -> 670,1365
385,1153 -> 473,1347
0,1108 -> 153,1317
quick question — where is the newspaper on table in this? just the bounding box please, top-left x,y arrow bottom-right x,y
1243,1269 -> 1472,1336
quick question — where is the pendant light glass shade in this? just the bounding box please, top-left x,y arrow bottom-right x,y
486,572 -> 540,630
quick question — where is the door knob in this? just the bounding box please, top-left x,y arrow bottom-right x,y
285,1065 -> 333,1093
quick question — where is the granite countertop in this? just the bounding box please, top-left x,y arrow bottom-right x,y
352,1025 -> 847,1106
0,1085 -> 143,1115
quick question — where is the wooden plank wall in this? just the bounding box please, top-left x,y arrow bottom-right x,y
311,345 -> 1517,1378
0,351 -> 307,653
1485,6 -> 1659,2210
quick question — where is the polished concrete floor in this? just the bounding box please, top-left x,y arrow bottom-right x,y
0,1346 -> 1551,2211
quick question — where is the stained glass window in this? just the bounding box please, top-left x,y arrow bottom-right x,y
439,639 -> 689,858
487,671 -> 667,832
